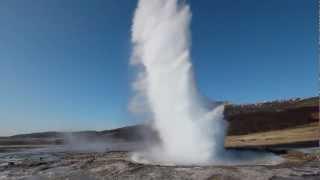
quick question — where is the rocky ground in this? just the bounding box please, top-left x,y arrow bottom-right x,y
0,147 -> 319,180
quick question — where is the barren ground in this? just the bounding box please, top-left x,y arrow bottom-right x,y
0,149 -> 320,180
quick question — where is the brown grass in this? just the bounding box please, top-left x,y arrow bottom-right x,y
225,122 -> 319,148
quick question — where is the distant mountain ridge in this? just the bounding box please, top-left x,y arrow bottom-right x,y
1,96 -> 318,148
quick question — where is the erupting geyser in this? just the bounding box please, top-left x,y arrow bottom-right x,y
130,0 -> 281,165
130,0 -> 226,165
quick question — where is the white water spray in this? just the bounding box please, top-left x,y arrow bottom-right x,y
130,0 -> 281,165
130,0 -> 227,165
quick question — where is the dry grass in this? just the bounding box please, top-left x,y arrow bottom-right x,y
225,122 -> 319,148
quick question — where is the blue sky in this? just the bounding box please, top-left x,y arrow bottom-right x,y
0,0 -> 317,135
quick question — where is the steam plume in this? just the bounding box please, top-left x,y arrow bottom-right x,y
130,0 -> 227,165
130,0 -> 280,165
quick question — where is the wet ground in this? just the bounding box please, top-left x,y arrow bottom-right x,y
0,146 -> 319,180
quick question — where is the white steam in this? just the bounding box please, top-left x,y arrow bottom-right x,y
130,0 -> 281,165
130,0 -> 227,165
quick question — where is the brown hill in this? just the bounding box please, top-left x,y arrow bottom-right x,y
1,97 -> 318,149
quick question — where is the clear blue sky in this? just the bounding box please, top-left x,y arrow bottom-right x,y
0,0 -> 317,135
